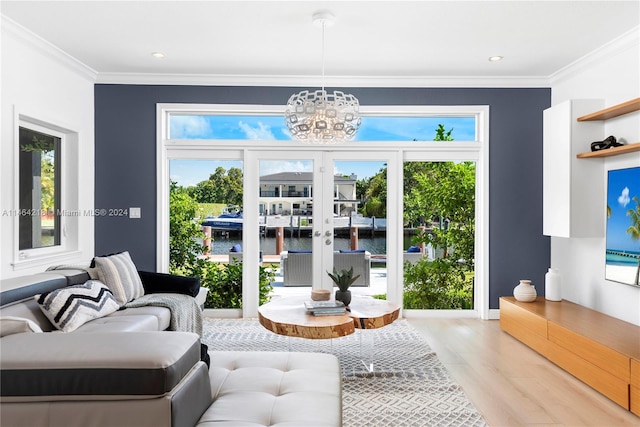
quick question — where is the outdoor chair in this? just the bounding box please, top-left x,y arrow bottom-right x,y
280,250 -> 371,287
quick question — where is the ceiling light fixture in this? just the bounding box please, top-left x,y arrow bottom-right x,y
284,11 -> 361,144
151,52 -> 165,59
488,56 -> 503,62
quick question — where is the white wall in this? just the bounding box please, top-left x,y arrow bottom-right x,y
0,17 -> 96,281
550,27 -> 640,325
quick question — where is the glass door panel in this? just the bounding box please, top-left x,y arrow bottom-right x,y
331,160 -> 389,299
402,160 -> 476,309
168,158 -> 244,310
253,152 -> 325,302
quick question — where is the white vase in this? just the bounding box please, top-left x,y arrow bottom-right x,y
514,280 -> 537,302
545,268 -> 562,301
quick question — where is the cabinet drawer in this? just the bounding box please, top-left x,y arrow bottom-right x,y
548,322 -> 630,382
632,385 -> 640,417
632,359 -> 640,388
500,299 -> 547,338
501,316 -> 548,356
547,340 -> 629,409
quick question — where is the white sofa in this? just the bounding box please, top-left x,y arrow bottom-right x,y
0,268 -> 343,427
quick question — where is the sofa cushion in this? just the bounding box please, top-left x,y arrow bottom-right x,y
94,251 -> 145,305
35,280 -> 119,333
198,351 -> 342,427
0,316 -> 43,337
0,332 -> 201,397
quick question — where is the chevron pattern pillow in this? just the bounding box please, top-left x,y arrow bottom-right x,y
94,251 -> 145,305
35,280 -> 119,332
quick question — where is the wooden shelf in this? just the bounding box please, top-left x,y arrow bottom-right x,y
577,98 -> 640,121
577,141 -> 640,158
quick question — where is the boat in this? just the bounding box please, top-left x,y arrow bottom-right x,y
202,211 -> 243,230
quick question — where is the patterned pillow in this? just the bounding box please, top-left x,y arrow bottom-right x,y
35,281 -> 119,332
93,251 -> 144,305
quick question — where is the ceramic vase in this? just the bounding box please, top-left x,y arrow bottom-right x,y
513,279 -> 537,302
545,268 -> 562,301
335,290 -> 352,307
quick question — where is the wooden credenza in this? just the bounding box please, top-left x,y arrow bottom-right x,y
500,297 -> 640,416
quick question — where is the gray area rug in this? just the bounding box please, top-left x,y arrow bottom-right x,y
202,318 -> 487,427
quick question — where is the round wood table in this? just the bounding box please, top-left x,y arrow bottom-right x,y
258,295 -> 400,340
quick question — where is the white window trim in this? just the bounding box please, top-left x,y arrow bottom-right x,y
12,109 -> 80,270
157,103 -> 490,319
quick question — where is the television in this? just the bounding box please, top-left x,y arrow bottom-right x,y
605,166 -> 640,287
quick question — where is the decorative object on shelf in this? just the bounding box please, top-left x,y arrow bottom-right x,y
310,289 -> 331,301
544,268 -> 562,301
283,10 -> 361,144
590,135 -> 623,152
513,279 -> 537,302
328,266 -> 360,306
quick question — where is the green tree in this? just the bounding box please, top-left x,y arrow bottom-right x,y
169,182 -> 272,307
626,195 -> 640,286
402,124 -> 476,309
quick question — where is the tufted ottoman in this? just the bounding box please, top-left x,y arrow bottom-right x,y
196,351 -> 342,427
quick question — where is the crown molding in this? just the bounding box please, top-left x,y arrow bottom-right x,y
550,25 -> 640,86
1,15 -> 97,82
95,72 -> 550,88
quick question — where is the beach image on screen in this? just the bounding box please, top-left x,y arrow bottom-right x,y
605,166 -> 640,287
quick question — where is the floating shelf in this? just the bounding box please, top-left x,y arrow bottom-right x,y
577,97 -> 640,121
577,141 -> 640,158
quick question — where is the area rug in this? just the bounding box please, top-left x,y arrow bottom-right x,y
201,318 -> 487,427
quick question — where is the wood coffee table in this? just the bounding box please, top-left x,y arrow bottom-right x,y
258,295 -> 400,372
258,295 -> 400,339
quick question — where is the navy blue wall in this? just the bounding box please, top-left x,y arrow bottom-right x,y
94,85 -> 550,309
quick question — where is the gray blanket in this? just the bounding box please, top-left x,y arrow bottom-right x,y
125,293 -> 203,336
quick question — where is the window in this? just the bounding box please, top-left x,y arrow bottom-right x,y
13,114 -> 80,269
168,113 -> 477,142
18,125 -> 61,250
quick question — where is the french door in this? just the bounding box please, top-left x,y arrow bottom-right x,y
247,151 -> 396,302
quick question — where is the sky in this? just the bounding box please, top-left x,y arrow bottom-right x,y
606,166 -> 640,252
169,114 -> 476,187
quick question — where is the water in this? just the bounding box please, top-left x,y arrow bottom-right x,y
208,235 -> 415,255
605,250 -> 640,267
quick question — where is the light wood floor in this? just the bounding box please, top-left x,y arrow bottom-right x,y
407,318 -> 640,427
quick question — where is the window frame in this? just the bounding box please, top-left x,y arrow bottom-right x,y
12,112 -> 80,270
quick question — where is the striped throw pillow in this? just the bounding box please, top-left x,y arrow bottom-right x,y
94,251 -> 145,305
35,280 -> 119,332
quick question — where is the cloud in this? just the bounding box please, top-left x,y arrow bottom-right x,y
170,116 -> 212,139
618,187 -> 630,207
238,121 -> 275,140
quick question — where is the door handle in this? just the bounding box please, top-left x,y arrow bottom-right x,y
325,239 -> 332,245
325,230 -> 332,237
314,231 -> 321,237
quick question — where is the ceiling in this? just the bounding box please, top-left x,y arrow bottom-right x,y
2,1 -> 639,86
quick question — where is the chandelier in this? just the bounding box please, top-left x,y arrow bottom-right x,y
284,11 -> 361,144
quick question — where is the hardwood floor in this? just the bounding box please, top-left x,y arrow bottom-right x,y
407,318 -> 640,427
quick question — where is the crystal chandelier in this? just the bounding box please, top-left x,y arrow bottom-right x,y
284,11 -> 361,144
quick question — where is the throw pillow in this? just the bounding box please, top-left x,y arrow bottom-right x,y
0,316 -> 43,337
35,280 -> 119,332
93,251 -> 145,305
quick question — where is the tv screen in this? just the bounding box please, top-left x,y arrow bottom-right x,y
605,166 -> 640,287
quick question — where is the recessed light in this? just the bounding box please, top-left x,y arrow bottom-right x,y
488,56 -> 503,62
151,52 -> 165,59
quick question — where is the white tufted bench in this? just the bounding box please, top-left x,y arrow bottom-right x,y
196,351 -> 342,427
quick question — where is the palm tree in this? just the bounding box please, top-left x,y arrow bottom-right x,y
626,196 -> 640,286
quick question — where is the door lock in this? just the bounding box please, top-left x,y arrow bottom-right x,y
325,239 -> 332,245
314,231 -> 321,237
325,230 -> 332,237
